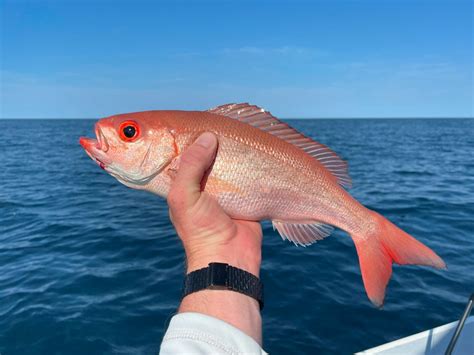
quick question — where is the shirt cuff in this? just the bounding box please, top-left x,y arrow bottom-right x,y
160,312 -> 267,354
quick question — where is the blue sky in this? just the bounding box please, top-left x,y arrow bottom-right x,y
1,0 -> 472,118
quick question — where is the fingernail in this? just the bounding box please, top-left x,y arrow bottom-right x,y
195,132 -> 215,149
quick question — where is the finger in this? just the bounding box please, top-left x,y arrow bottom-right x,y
171,132 -> 218,209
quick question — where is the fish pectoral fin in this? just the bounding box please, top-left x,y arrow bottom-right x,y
272,220 -> 334,247
165,156 -> 181,180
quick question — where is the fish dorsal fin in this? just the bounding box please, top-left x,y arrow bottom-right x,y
207,103 -> 352,189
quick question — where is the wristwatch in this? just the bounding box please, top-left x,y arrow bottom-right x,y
182,262 -> 264,310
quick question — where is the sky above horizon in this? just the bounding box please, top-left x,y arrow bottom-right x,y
1,0 -> 473,118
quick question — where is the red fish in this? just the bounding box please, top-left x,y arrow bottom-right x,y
80,103 -> 445,306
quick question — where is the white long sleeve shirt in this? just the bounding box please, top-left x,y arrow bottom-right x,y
160,312 -> 267,354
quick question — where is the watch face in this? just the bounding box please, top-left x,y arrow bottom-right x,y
208,262 -> 228,288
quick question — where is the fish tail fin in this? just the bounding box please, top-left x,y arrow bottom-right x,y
351,211 -> 446,307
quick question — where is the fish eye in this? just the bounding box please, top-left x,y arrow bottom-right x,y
119,120 -> 140,142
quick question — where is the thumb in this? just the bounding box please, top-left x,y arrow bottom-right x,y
171,132 -> 218,209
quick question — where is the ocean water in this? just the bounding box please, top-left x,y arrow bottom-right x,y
1,118 -> 473,354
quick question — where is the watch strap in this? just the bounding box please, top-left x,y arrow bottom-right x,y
183,262 -> 264,310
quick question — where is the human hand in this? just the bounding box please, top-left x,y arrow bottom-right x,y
167,132 -> 262,276
167,132 -> 263,343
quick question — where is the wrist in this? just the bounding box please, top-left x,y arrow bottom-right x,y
179,262 -> 263,344
185,250 -> 261,277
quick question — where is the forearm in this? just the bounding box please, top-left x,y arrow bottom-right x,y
179,253 -> 262,344
179,289 -> 262,344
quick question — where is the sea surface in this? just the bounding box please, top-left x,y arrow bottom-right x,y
1,118 -> 473,354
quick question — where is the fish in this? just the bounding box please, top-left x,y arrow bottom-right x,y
79,103 -> 446,307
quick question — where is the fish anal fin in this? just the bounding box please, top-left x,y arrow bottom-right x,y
207,103 -> 352,189
272,220 -> 334,247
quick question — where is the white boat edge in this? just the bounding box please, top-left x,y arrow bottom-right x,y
356,316 -> 474,355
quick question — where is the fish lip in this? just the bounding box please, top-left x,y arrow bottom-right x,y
79,136 -> 111,169
95,124 -> 109,152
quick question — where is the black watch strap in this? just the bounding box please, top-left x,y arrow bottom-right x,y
182,262 -> 264,310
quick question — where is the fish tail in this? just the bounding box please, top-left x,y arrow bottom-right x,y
351,211 -> 446,307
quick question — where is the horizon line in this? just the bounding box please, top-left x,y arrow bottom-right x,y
1,116 -> 473,120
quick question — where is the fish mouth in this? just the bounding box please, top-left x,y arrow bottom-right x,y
79,124 -> 111,169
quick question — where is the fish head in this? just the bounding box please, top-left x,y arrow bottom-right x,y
79,113 -> 176,188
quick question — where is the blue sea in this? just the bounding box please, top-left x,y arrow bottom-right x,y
1,118 -> 473,354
